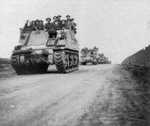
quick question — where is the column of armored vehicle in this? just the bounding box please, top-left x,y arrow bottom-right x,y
11,15 -> 111,74
80,47 -> 111,65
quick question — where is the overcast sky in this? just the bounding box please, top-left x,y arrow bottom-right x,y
0,0 -> 150,63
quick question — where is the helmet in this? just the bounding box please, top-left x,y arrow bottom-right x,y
46,18 -> 51,22
53,16 -> 57,19
66,15 -> 70,18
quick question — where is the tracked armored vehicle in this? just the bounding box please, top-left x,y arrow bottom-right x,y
80,47 -> 99,65
97,54 -> 111,64
80,47 -> 111,65
11,16 -> 79,74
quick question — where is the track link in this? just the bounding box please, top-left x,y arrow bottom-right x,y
54,49 -> 79,73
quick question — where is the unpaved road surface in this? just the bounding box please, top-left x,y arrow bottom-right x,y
0,65 -> 147,126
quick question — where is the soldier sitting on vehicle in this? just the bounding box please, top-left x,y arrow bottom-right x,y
54,15 -> 63,30
70,18 -> 77,34
39,20 -> 44,30
61,19 -> 66,29
65,15 -> 72,29
29,20 -> 36,31
52,16 -> 57,24
45,18 -> 51,30
66,15 -> 71,21
64,15 -> 77,33
35,19 -> 41,30
45,18 -> 57,38
24,20 -> 36,31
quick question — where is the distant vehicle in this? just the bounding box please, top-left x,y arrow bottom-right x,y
80,47 -> 111,65
80,47 -> 98,65
11,16 -> 79,74
97,53 -> 111,64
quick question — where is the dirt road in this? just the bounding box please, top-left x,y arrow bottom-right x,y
0,65 -> 147,126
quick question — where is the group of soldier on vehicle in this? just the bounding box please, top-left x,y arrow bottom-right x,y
23,15 -> 77,34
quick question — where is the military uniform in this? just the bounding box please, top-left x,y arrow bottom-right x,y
45,18 -> 57,38
65,15 -> 72,29
35,19 -> 40,30
30,21 -> 36,30
45,18 -> 51,30
61,20 -> 66,29
39,20 -> 44,30
54,15 -> 63,30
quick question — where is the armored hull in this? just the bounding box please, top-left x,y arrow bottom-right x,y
80,47 -> 99,65
11,27 -> 79,74
80,56 -> 98,65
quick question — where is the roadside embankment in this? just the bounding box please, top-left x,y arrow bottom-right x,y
122,45 -> 150,76
122,65 -> 150,126
121,45 -> 150,126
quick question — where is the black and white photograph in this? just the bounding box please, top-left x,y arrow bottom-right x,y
0,0 -> 150,126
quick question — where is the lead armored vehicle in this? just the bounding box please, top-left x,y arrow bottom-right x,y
11,16 -> 79,74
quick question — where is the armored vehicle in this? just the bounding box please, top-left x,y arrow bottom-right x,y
97,53 -> 111,64
80,47 -> 99,65
11,16 -> 79,74
80,47 -> 111,65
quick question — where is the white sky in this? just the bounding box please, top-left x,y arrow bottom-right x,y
0,0 -> 150,63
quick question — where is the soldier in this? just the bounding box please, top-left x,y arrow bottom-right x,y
35,19 -> 40,30
71,18 -> 77,26
61,19 -> 66,29
45,18 -> 51,31
55,15 -> 62,30
52,16 -> 57,24
39,20 -> 44,30
65,15 -> 72,29
54,16 -> 59,28
30,20 -> 36,30
57,15 -> 61,20
45,17 -> 57,38
70,18 -> 77,33
66,15 -> 71,21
